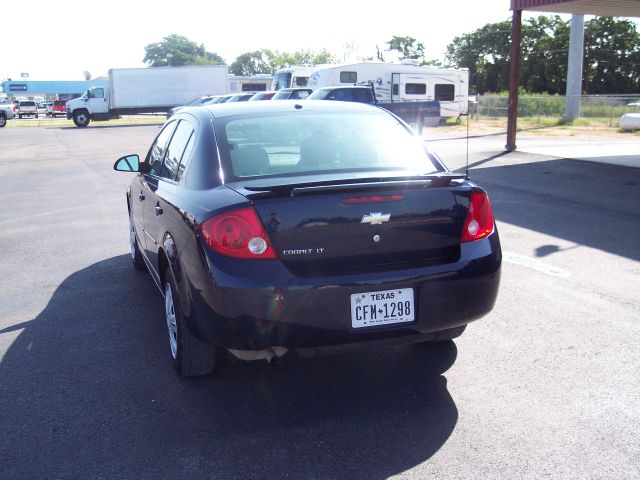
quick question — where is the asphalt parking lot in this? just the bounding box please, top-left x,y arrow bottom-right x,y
0,124 -> 638,479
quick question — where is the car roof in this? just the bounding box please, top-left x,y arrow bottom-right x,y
278,88 -> 311,92
194,99 -> 383,119
315,85 -> 372,90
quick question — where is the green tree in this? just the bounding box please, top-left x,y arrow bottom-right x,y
519,16 -> 569,94
445,16 -> 640,94
583,17 -> 640,94
386,36 -> 425,60
229,50 -> 274,76
143,34 -> 225,67
230,49 -> 336,76
270,49 -> 335,71
445,20 -> 512,93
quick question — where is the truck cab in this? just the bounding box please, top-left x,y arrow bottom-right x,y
66,87 -> 109,127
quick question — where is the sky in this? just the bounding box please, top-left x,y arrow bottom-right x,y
0,0 -> 627,82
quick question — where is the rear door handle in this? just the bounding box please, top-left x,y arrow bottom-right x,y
155,204 -> 163,216
138,192 -> 145,201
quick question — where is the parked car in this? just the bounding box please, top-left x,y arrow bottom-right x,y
0,102 -> 16,127
18,101 -> 38,118
249,91 -> 276,101
215,94 -> 237,104
201,96 -> 226,105
225,93 -> 255,103
47,100 -> 67,117
113,100 -> 501,376
271,88 -> 313,100
166,96 -> 216,119
307,86 -> 376,104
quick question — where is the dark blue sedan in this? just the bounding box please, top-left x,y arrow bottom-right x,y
114,100 -> 501,376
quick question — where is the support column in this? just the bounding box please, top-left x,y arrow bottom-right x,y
565,14 -> 585,119
506,9 -> 522,152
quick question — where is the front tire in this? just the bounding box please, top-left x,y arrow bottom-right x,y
164,270 -> 218,377
73,111 -> 90,127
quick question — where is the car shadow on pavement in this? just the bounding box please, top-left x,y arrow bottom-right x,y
0,255 -> 458,479
458,156 -> 640,261
56,123 -> 163,130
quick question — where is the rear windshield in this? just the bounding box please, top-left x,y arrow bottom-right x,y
54,100 -> 66,106
216,111 -> 438,179
20,101 -> 36,107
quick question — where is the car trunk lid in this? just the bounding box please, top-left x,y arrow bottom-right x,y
227,175 -> 472,277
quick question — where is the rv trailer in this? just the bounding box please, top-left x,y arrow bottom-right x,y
307,61 -> 469,120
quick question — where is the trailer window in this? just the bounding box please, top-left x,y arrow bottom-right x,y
405,84 -> 426,95
242,83 -> 267,92
293,76 -> 309,87
340,71 -> 357,83
392,84 -> 399,96
434,84 -> 455,101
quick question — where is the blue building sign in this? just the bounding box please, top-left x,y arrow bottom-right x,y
1,79 -> 108,98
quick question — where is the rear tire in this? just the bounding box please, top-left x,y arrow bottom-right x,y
164,269 -> 218,377
0,116 -> 6,128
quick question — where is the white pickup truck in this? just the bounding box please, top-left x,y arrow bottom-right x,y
18,100 -> 38,118
0,103 -> 15,127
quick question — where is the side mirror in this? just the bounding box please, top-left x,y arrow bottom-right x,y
113,154 -> 140,172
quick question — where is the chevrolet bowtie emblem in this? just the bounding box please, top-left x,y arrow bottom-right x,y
361,212 -> 391,225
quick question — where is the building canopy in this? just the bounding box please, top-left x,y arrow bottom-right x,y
511,0 -> 639,17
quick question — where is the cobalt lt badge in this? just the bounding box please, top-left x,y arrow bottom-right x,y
361,212 -> 391,225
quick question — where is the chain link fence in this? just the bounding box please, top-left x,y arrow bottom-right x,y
474,94 -> 640,126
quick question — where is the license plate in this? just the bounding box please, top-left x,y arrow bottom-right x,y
351,288 -> 415,329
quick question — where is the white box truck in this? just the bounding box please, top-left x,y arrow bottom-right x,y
67,65 -> 228,127
307,61 -> 469,120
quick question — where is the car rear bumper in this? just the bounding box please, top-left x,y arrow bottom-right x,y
183,230 -> 501,351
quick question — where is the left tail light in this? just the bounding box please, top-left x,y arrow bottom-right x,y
199,207 -> 277,259
461,191 -> 495,243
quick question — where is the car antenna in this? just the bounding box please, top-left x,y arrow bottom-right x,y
464,100 -> 470,179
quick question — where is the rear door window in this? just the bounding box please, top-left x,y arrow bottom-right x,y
148,121 -> 177,176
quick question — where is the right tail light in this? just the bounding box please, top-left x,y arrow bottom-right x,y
461,191 -> 495,243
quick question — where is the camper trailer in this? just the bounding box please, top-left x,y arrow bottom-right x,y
307,61 -> 469,119
271,66 -> 315,90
